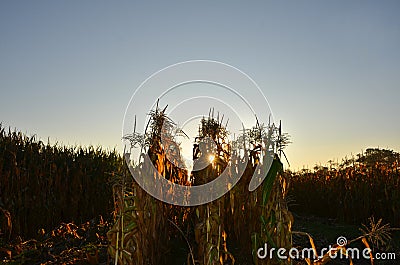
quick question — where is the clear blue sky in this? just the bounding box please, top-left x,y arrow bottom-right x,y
1,1 -> 399,170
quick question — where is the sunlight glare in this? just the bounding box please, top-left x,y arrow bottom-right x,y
208,154 -> 215,163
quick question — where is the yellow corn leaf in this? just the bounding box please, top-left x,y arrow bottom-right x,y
361,237 -> 374,265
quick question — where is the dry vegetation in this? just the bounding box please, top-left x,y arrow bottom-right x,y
0,112 -> 398,264
108,105 -> 292,265
289,149 -> 400,226
0,125 -> 125,238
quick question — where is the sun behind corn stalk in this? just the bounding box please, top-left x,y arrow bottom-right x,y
192,111 -> 234,265
111,105 -> 294,265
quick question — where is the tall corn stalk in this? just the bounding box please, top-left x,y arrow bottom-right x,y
109,105 -> 190,264
226,121 -> 293,265
192,113 -> 233,265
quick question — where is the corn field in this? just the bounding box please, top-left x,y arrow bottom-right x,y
0,124 -> 124,238
1,113 -> 396,264
107,105 -> 398,265
289,155 -> 400,226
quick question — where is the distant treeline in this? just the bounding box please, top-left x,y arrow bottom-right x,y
1,123 -> 399,239
0,125 -> 124,238
289,148 -> 400,226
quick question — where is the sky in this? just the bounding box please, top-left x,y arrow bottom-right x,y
0,1 -> 399,170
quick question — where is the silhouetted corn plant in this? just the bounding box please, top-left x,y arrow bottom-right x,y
111,106 -> 293,265
109,105 -> 190,265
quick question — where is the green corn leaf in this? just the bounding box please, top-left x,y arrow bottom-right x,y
262,157 -> 283,205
